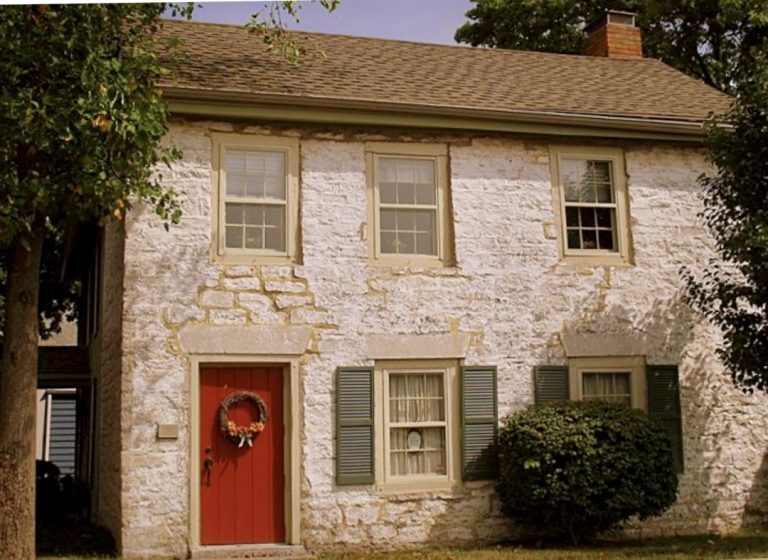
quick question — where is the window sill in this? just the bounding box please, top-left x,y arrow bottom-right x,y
212,252 -> 295,266
558,254 -> 633,268
376,478 -> 457,496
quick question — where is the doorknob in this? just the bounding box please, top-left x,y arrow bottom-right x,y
204,447 -> 214,486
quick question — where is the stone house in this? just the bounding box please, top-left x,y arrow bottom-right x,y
72,11 -> 768,560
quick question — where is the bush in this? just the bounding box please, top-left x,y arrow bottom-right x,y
496,401 -> 678,543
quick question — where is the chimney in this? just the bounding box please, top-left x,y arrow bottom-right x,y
583,11 -> 643,58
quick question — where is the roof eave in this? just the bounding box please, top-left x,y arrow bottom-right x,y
163,86 -> 708,143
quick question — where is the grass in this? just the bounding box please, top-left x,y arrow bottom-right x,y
317,534 -> 768,560
36,533 -> 768,560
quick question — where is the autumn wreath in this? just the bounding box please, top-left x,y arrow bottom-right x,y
219,391 -> 268,448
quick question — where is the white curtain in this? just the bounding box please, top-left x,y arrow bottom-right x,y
389,373 -> 446,476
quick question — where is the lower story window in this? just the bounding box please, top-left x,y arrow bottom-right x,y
582,371 -> 632,407
388,372 -> 446,476
568,356 -> 646,410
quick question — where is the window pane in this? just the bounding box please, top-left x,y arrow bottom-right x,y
567,229 -> 581,249
416,183 -> 436,205
225,226 -> 243,248
580,207 -> 596,228
416,233 -> 436,255
380,231 -> 397,253
597,230 -> 615,250
264,206 -> 285,251
226,174 -> 246,197
414,210 -> 434,233
380,158 -> 397,182
264,175 -> 285,200
413,160 -> 435,184
582,230 -> 597,249
397,183 -> 416,205
244,227 -> 263,249
565,207 -> 579,227
389,427 -> 445,476
380,183 -> 397,204
245,174 -> 264,198
397,211 -> 415,231
225,203 -> 244,225
596,208 -> 613,228
396,160 -> 415,183
245,204 -> 262,225
225,151 -> 246,173
596,185 -> 612,203
380,209 -> 397,231
396,232 -> 415,254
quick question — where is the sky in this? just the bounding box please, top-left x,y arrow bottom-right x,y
184,0 -> 475,45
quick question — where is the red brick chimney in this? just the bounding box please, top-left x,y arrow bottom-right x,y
583,11 -> 643,58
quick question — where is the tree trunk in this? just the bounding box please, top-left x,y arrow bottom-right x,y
0,228 -> 44,560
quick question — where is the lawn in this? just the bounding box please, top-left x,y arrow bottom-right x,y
36,533 -> 768,560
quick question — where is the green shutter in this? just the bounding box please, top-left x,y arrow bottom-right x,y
647,365 -> 684,472
461,366 -> 498,481
335,367 -> 374,485
534,365 -> 569,404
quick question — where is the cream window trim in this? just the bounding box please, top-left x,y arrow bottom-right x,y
549,146 -> 632,266
366,142 -> 451,266
374,359 -> 460,493
211,133 -> 300,264
568,356 -> 647,410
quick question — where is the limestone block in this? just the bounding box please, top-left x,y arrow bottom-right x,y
222,276 -> 263,291
224,265 -> 254,277
276,294 -> 313,309
209,308 -> 248,326
265,279 -> 307,293
199,289 -> 234,308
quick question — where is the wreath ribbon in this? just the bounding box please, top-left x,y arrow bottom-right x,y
219,391 -> 269,448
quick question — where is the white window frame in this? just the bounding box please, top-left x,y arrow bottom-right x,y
568,356 -> 647,410
211,133 -> 300,264
366,142 -> 451,267
374,359 -> 460,493
550,146 -> 632,265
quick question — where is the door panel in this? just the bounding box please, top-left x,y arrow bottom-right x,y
200,367 -> 285,545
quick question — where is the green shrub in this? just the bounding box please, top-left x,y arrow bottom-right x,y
496,401 -> 678,543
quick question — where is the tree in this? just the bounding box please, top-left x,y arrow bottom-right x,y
0,3 -> 338,557
455,0 -> 768,93
682,57 -> 768,392
0,5 -> 184,557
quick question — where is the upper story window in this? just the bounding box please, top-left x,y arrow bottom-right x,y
367,143 -> 451,266
212,133 -> 299,263
550,147 -> 631,265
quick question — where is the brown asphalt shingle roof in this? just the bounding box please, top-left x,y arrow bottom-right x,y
160,19 -> 731,124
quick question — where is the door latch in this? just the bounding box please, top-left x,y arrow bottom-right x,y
204,447 -> 214,486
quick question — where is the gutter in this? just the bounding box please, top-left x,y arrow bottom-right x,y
163,86 -> 709,143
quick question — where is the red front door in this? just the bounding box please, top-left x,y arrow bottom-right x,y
200,366 -> 285,545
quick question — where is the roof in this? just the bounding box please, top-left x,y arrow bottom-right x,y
159,19 -> 731,134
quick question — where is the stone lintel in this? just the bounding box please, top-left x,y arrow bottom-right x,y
179,325 -> 312,355
561,333 -> 645,357
366,333 -> 471,360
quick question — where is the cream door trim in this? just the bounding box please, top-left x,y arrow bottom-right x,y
189,355 -> 302,551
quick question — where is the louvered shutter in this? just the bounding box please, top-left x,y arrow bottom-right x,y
336,367 -> 374,485
647,365 -> 684,472
461,366 -> 497,481
534,365 -> 569,404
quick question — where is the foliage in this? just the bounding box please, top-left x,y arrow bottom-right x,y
455,0 -> 768,93
682,56 -> 768,392
247,0 -> 340,64
496,402 -> 678,544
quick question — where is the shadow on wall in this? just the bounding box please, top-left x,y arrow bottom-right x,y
535,292 -> 768,536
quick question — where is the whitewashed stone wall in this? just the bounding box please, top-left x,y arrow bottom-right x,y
114,120 -> 768,558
